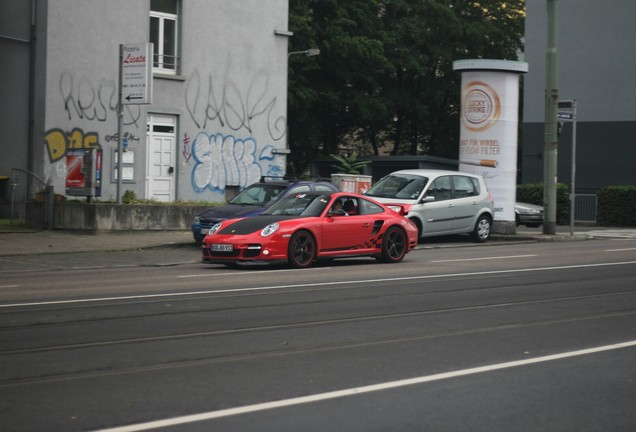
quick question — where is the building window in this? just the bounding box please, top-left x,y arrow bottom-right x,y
150,0 -> 179,74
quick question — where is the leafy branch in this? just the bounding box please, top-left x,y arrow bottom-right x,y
329,153 -> 371,175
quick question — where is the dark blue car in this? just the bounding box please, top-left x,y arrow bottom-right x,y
191,179 -> 339,243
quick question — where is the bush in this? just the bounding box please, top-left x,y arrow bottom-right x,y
516,182 -> 570,225
597,186 -> 636,226
122,190 -> 137,204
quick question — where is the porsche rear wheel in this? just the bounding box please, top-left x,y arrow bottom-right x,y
288,230 -> 316,268
378,226 -> 407,263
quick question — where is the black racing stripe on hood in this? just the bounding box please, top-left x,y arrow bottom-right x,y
218,215 -> 302,235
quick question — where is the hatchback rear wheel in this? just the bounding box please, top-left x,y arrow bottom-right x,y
472,214 -> 491,243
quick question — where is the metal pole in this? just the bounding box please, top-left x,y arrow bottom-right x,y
543,0 -> 559,235
569,102 -> 577,235
117,44 -> 124,204
45,184 -> 54,230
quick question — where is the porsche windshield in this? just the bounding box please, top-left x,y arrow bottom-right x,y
365,174 -> 428,200
229,184 -> 287,206
262,193 -> 331,216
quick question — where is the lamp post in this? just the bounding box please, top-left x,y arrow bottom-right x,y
288,48 -> 320,59
543,0 -> 559,234
285,48 -> 320,174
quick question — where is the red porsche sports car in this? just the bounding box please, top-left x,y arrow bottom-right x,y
201,192 -> 418,268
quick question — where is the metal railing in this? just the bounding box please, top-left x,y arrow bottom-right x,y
153,53 -> 180,74
574,194 -> 597,223
10,168 -> 54,229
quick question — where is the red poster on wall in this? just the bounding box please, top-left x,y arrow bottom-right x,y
65,149 -> 101,197
65,154 -> 86,189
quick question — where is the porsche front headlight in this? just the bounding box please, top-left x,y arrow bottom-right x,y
208,222 -> 223,235
261,223 -> 279,237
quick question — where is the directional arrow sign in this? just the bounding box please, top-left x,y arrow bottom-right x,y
121,43 -> 153,105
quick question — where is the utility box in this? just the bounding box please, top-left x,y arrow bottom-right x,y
66,148 -> 102,197
331,173 -> 372,194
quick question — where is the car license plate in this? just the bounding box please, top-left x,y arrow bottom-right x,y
211,244 -> 233,252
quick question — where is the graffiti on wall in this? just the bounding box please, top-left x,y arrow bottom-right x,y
182,134 -> 192,163
44,128 -> 101,163
104,132 -> 141,144
185,68 -> 286,142
59,71 -> 141,127
191,132 -> 284,193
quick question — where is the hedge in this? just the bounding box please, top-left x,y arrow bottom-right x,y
597,186 -> 636,226
516,182 -> 570,225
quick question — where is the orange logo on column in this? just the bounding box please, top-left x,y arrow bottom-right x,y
461,81 -> 500,131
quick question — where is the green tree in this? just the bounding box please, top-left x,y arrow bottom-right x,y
287,0 -> 525,174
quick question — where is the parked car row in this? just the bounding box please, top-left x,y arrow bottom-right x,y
193,170 -> 544,268
515,201 -> 544,228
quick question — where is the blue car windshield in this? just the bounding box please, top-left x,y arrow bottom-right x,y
262,194 -> 331,216
228,184 -> 287,206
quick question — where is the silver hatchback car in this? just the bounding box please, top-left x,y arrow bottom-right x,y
365,169 -> 495,242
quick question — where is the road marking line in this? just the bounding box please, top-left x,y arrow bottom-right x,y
431,254 -> 537,263
177,267 -> 329,278
2,261 -> 635,309
0,285 -> 20,289
606,248 -> 636,252
94,339 -> 636,432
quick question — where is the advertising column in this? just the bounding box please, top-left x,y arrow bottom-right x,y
453,59 -> 528,233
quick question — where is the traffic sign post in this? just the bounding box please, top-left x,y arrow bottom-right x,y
116,43 -> 153,203
558,99 -> 577,235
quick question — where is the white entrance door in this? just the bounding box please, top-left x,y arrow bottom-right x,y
146,114 -> 176,202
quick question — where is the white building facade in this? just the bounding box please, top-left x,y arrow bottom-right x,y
1,0 -> 291,216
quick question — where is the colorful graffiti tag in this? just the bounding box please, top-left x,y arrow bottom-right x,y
190,132 -> 283,193
44,128 -> 101,163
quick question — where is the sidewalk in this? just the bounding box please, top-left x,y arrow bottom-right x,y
1,225 -> 635,257
0,229 -> 195,256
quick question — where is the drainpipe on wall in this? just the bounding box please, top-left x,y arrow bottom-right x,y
27,0 -> 37,181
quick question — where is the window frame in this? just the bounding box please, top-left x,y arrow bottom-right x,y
150,2 -> 179,75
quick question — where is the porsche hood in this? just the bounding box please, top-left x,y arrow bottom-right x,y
217,215 -> 302,235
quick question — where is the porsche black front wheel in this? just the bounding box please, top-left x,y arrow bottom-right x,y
378,226 -> 407,263
288,230 -> 316,268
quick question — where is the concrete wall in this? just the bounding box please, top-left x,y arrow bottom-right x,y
522,0 -> 636,192
52,203 -> 210,231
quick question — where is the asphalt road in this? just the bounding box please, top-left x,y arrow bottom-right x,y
1,238 -> 635,431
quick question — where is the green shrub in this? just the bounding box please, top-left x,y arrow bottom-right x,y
516,182 -> 570,225
597,186 -> 636,226
122,190 -> 137,204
